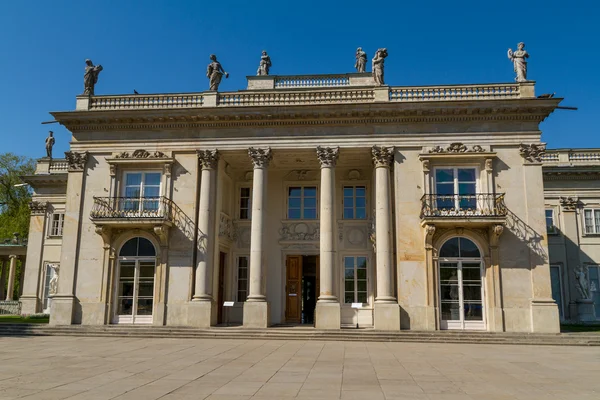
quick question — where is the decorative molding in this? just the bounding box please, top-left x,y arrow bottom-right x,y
559,196 -> 579,211
115,149 -> 168,159
28,201 -> 48,215
348,169 -> 361,180
519,143 -> 546,163
64,151 -> 89,171
153,226 -> 169,247
163,163 -> 172,177
428,142 -> 485,154
197,149 -> 219,169
485,158 -> 493,172
109,164 -> 116,177
95,226 -> 112,249
371,145 -> 394,168
425,224 -> 436,250
316,146 -> 340,168
219,213 -> 235,241
490,224 -> 504,247
248,147 -> 273,168
279,222 -> 319,242
422,159 -> 430,173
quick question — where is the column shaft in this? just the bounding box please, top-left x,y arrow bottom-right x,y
317,147 -> 338,302
375,162 -> 395,302
6,256 -> 17,301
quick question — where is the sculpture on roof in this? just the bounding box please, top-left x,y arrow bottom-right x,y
45,131 -> 55,159
207,54 -> 229,91
83,59 -> 103,95
355,47 -> 367,73
372,48 -> 388,85
257,50 -> 272,76
507,42 -> 529,82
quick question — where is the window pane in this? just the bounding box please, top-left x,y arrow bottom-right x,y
119,239 -> 138,257
343,187 -> 354,197
345,281 -> 355,293
136,299 -> 153,315
345,293 -> 354,303
458,183 -> 476,195
138,282 -> 154,297
357,269 -> 367,280
357,292 -> 367,303
355,197 -> 366,207
457,168 -> 476,182
356,208 -> 366,219
344,208 -> 354,219
304,209 -> 317,219
289,187 -> 301,197
125,187 -> 141,198
357,257 -> 367,268
139,263 -> 155,278
119,299 -> 133,315
241,187 -> 250,197
143,186 -> 160,198
138,238 -> 156,257
463,303 -> 483,320
343,196 -> 354,208
439,238 -> 459,258
288,198 -> 301,208
119,281 -> 134,297
303,187 -> 317,197
304,198 -> 317,208
144,173 -> 161,186
436,183 -> 454,196
441,302 -> 460,320
355,187 -> 366,196
357,280 -> 367,292
240,209 -> 249,220
126,173 -> 142,186
459,238 -> 480,258
436,169 -> 453,183
288,209 -> 301,219
344,257 -> 355,268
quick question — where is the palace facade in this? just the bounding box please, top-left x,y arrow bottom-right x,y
18,73 -> 596,332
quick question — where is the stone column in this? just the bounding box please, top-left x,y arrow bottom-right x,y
189,149 -> 219,328
243,147 -> 272,328
5,256 -> 18,301
20,201 -> 49,314
0,258 -> 6,300
520,144 -> 560,332
315,146 -> 341,329
371,146 -> 401,330
51,151 -> 88,326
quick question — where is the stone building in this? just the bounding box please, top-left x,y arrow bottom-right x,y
19,73 -> 577,332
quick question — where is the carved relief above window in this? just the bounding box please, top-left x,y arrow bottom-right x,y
519,143 -> 546,163
115,149 -> 168,159
428,143 -> 486,154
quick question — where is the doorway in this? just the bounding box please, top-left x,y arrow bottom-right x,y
286,255 -> 319,324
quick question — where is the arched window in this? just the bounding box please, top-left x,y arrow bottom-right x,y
115,237 -> 156,324
438,236 -> 485,330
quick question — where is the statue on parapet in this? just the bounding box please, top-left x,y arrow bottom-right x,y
507,42 -> 529,82
207,54 -> 229,91
45,131 -> 55,159
257,50 -> 272,76
83,59 -> 103,95
355,47 -> 367,73
372,48 -> 388,85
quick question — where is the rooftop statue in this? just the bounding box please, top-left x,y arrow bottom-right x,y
207,54 -> 229,91
45,131 -> 55,159
83,59 -> 103,95
257,50 -> 272,76
507,42 -> 529,82
355,47 -> 367,73
372,48 -> 388,85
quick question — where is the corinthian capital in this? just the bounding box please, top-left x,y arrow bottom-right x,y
64,151 -> 89,172
248,147 -> 272,168
371,145 -> 394,168
316,146 -> 340,168
197,149 -> 219,169
28,201 -> 48,215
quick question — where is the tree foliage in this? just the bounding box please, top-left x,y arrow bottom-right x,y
0,153 -> 35,239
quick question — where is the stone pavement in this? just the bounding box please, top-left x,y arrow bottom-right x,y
0,336 -> 599,400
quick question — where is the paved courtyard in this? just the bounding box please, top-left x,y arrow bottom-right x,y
0,336 -> 599,400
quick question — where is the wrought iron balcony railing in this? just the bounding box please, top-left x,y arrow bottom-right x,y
90,196 -> 174,220
420,193 -> 507,219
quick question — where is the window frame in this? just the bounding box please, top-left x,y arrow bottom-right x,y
120,170 -> 163,215
583,208 -> 600,235
545,208 -> 558,235
343,255 -> 369,305
48,212 -> 65,237
433,166 -> 480,211
286,185 -> 319,220
342,185 -> 367,220
238,186 -> 252,220
235,255 -> 249,302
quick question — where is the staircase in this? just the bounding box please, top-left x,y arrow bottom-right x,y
1,324 -> 599,346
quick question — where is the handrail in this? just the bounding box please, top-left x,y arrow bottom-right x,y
420,193 -> 507,218
90,196 -> 175,220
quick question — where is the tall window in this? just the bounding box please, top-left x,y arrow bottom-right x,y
584,209 -> 600,234
237,256 -> 249,301
343,186 -> 366,219
48,213 -> 65,237
549,265 -> 564,319
123,172 -> 161,213
344,256 -> 367,304
239,188 -> 251,220
435,168 -> 477,210
588,266 -> 600,318
546,209 -> 557,234
287,186 -> 317,219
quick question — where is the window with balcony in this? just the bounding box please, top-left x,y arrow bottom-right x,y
48,213 -> 64,237
287,186 -> 317,219
343,186 -> 366,219
584,209 -> 600,234
122,172 -> 161,215
435,167 -> 477,210
239,187 -> 252,220
344,256 -> 368,304
236,256 -> 249,302
546,209 -> 557,234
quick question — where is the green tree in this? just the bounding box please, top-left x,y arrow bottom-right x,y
0,153 -> 35,239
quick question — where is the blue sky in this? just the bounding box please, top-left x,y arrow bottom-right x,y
1,0 -> 598,160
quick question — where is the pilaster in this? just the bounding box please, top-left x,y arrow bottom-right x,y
20,202 -> 49,314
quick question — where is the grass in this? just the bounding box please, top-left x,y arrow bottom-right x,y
560,324 -> 600,333
0,315 -> 49,324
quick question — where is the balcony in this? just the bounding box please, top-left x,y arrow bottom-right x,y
420,193 -> 507,227
90,196 -> 175,229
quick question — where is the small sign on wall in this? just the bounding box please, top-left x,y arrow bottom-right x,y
351,303 -> 362,309
223,301 -> 235,307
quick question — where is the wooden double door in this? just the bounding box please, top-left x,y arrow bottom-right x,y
285,255 -> 319,324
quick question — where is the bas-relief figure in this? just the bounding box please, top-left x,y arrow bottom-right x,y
207,54 -> 229,91
257,50 -> 272,76
83,59 -> 103,96
575,265 -> 591,300
355,47 -> 367,73
372,48 -> 388,85
507,42 -> 529,82
45,131 -> 55,159
48,264 -> 59,296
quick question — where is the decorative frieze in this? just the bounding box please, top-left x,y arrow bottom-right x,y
279,222 -> 319,242
559,196 -> 579,211
428,143 -> 485,154
115,149 -> 167,159
519,143 -> 546,163
197,149 -> 220,169
28,201 -> 48,215
219,213 -> 235,241
248,147 -> 273,168
316,146 -> 340,167
64,151 -> 89,171
371,145 -> 394,168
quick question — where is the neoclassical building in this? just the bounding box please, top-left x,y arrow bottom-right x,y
19,73 -> 572,332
